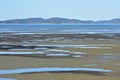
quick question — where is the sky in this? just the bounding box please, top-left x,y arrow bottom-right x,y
0,0 -> 120,21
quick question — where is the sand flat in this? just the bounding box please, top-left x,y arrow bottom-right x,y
0,34 -> 120,80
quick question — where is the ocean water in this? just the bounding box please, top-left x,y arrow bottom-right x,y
0,24 -> 120,34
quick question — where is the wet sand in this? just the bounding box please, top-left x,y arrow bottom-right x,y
0,33 -> 120,80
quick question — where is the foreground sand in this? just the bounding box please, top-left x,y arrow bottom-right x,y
1,72 -> 120,80
0,54 -> 120,80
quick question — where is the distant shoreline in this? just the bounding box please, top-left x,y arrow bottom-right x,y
0,17 -> 120,24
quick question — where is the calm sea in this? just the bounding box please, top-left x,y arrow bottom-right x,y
0,24 -> 120,34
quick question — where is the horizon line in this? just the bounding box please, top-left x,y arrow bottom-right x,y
0,17 -> 120,21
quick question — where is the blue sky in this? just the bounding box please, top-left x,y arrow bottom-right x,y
0,0 -> 120,21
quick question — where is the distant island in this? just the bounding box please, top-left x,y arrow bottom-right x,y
0,17 -> 120,24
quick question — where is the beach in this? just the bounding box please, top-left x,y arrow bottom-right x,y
0,32 -> 120,80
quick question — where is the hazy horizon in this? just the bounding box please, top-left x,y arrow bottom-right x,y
0,0 -> 120,21
1,17 -> 120,22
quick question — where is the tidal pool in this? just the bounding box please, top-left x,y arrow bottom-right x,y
0,52 -> 44,55
0,78 -> 16,80
22,44 -> 112,49
46,53 -> 70,57
0,67 -> 112,75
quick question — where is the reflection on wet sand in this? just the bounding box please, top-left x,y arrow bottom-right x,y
0,67 -> 112,75
0,78 -> 16,80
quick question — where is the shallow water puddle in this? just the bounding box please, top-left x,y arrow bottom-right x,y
0,51 -> 86,58
22,44 -> 113,48
0,78 -> 16,80
0,67 -> 112,75
72,52 -> 86,55
34,48 -> 48,50
72,55 -> 83,58
78,46 -> 111,49
0,52 -> 44,54
46,49 -> 70,53
46,53 -> 70,57
9,49 -> 33,50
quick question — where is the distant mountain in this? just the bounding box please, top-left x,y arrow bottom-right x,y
0,18 -> 45,24
95,18 -> 120,24
0,17 -> 120,24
